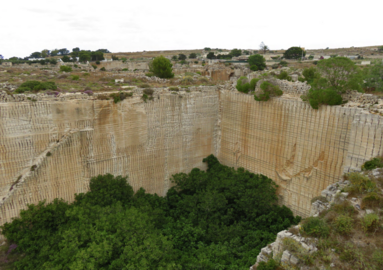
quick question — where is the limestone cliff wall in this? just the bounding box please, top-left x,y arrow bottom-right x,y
1,88 -> 383,231
0,90 -> 219,227
217,91 -> 383,217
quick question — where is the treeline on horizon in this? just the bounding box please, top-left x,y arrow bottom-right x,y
1,155 -> 300,269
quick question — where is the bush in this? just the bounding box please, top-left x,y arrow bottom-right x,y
248,54 -> 266,70
346,172 -> 376,194
302,88 -> 343,109
109,92 -> 133,103
361,192 -> 383,209
254,81 -> 283,101
122,68 -> 128,71
301,217 -> 330,238
257,258 -> 278,270
145,72 -> 155,77
250,65 -> 258,71
302,67 -> 320,84
284,47 -> 305,59
169,87 -> 179,91
279,60 -> 288,67
59,65 -> 72,72
100,67 -> 106,71
92,64 -> 97,70
140,83 -> 151,88
149,56 -> 174,78
311,196 -> 327,204
362,157 -> 383,170
14,87 -> 31,94
362,213 -> 380,232
96,61 -> 100,65
71,75 -> 79,80
236,77 -> 251,93
277,71 -> 292,81
372,250 -> 383,267
333,215 -> 353,235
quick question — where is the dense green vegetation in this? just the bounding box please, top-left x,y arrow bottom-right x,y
248,54 -> 266,71
254,81 -> 283,101
149,56 -> 174,78
15,80 -> 57,93
1,155 -> 300,269
283,47 -> 306,59
236,77 -> 259,93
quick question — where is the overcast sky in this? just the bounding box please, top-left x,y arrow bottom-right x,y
1,0 -> 381,58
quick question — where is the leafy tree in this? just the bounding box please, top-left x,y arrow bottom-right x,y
97,49 -> 110,53
189,53 -> 197,59
206,52 -> 215,59
61,55 -> 71,62
204,47 -> 211,51
60,65 -> 72,72
364,62 -> 383,92
50,49 -> 59,56
178,54 -> 186,60
149,56 -> 174,78
284,47 -> 306,59
302,67 -> 321,84
1,157 -> 300,269
259,42 -> 269,54
41,49 -> 49,58
315,57 -> 363,92
30,52 -> 42,58
58,48 -> 70,55
72,47 -> 80,52
229,48 -> 242,57
171,55 -> 178,61
302,88 -> 343,109
79,50 -> 91,63
243,50 -> 250,55
248,54 -> 266,71
49,58 -> 57,65
236,77 -> 259,93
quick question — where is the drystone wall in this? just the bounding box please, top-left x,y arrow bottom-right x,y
0,88 -> 219,230
1,86 -> 383,236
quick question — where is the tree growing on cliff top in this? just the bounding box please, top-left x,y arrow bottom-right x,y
248,54 -> 266,71
283,47 -> 305,59
149,56 -> 174,78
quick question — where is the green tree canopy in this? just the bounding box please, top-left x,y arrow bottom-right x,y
363,62 -> 383,92
248,54 -> 266,71
283,47 -> 306,59
315,57 -> 363,92
229,48 -> 242,57
207,52 -> 215,59
79,51 -> 91,63
189,53 -> 197,59
178,54 -> 187,60
149,56 -> 174,78
1,156 -> 300,269
29,52 -> 42,58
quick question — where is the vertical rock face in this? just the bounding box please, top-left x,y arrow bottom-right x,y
1,87 -> 383,231
0,90 -> 219,228
217,91 -> 383,217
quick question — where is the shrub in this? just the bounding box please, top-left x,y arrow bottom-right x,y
361,192 -> 383,209
96,61 -> 100,65
143,88 -> 154,96
362,213 -> 380,232
333,215 -> 353,235
142,93 -> 149,102
311,196 -> 327,204
302,88 -> 342,109
100,67 -> 106,71
60,65 -> 72,72
140,83 -> 151,88
254,81 -> 283,101
196,71 -> 201,75
302,67 -> 320,84
250,65 -> 258,71
122,68 -> 128,71
372,250 -> 383,267
248,54 -> 266,70
362,157 -> 383,170
284,47 -> 305,59
46,152 -> 52,157
301,217 -> 330,238
279,60 -> 288,67
282,238 -> 314,265
331,201 -> 357,216
145,72 -> 155,77
346,172 -> 376,194
14,87 -> 31,94
149,56 -> 174,79
109,92 -> 133,103
83,73 -> 90,76
169,87 -> 179,91
181,76 -> 193,85
92,64 -> 97,70
277,71 -> 292,81
257,258 -> 278,270
31,165 -> 37,171
250,78 -> 260,90
71,75 -> 79,80
236,77 -> 251,93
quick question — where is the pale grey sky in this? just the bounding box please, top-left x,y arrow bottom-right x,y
1,0 -> 381,58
